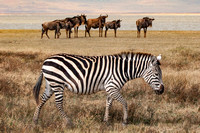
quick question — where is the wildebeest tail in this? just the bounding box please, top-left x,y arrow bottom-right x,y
41,24 -> 45,32
33,72 -> 43,105
85,25 -> 88,31
58,22 -> 63,28
137,26 -> 140,31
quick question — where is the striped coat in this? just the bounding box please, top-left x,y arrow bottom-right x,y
33,52 -> 164,126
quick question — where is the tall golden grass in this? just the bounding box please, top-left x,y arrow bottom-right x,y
0,30 -> 199,132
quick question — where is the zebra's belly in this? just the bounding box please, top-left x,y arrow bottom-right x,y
64,82 -> 105,95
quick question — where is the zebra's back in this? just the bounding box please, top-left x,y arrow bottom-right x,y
42,54 -> 112,94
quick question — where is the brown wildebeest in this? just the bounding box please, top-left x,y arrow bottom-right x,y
41,21 -> 62,39
105,19 -> 122,37
136,17 -> 155,38
65,14 -> 87,38
85,14 -> 108,37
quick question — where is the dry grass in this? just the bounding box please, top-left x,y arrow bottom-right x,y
0,30 -> 200,133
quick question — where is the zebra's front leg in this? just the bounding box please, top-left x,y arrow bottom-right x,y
117,95 -> 128,125
106,89 -> 128,125
104,95 -> 113,123
54,89 -> 73,127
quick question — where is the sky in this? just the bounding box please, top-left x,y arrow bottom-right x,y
0,0 -> 200,14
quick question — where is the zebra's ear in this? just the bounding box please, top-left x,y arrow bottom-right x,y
157,54 -> 161,61
151,56 -> 160,66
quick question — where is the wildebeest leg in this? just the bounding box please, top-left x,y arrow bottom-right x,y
66,29 -> 68,38
85,25 -> 87,37
99,28 -> 103,37
69,28 -> 71,38
86,26 -> 91,37
55,30 -> 60,39
88,29 -> 91,37
55,30 -> 57,39
105,28 -> 108,37
144,28 -> 147,38
77,27 -> 79,38
137,26 -> 141,38
57,31 -> 61,39
45,30 -> 50,39
74,27 -> 77,38
41,28 -> 45,39
55,27 -> 61,38
114,29 -> 117,37
99,27 -> 101,37
101,28 -> 103,37
85,25 -> 91,37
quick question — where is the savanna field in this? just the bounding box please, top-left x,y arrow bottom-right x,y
0,30 -> 200,133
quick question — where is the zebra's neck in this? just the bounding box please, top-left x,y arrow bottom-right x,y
111,52 -> 152,84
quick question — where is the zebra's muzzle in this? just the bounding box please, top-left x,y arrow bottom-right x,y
155,84 -> 164,95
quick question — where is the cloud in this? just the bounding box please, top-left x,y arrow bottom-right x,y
0,0 -> 199,13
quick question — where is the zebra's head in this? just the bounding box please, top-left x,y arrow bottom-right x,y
142,54 -> 164,95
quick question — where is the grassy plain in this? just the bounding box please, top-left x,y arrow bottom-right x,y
0,29 -> 200,133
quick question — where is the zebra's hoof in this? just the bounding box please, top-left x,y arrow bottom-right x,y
122,122 -> 128,127
63,119 -> 74,129
103,121 -> 110,126
33,117 -> 38,125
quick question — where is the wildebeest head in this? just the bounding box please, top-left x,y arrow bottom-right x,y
98,14 -> 108,25
143,17 -> 155,27
116,19 -> 122,28
80,14 -> 87,25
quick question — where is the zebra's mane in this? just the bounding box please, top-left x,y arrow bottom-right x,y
114,51 -> 152,58
53,52 -> 153,59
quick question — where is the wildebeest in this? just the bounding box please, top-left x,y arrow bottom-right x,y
85,14 -> 108,37
136,17 -> 155,38
65,14 -> 87,38
41,21 -> 62,39
105,19 -> 122,37
52,19 -> 74,38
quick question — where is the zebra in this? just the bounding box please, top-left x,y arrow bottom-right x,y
33,52 -> 164,126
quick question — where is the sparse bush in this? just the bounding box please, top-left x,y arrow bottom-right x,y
0,51 -> 44,72
0,78 -> 20,97
163,46 -> 200,70
164,74 -> 200,105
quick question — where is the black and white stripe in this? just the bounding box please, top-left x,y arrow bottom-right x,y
33,52 -> 164,126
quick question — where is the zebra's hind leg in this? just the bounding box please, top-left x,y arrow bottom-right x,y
33,80 -> 53,124
54,88 -> 74,127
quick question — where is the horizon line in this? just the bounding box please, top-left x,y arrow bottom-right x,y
0,12 -> 200,15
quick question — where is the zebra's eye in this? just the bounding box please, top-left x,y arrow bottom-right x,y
154,73 -> 159,77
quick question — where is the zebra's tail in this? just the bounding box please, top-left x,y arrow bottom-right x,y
33,72 -> 43,105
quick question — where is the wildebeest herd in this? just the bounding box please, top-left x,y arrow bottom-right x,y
41,14 -> 154,39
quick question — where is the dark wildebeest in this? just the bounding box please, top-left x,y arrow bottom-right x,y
41,21 -> 62,39
85,14 -> 108,37
52,19 -> 74,38
136,17 -> 155,38
105,19 -> 122,37
65,14 -> 87,38
53,19 -> 74,38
